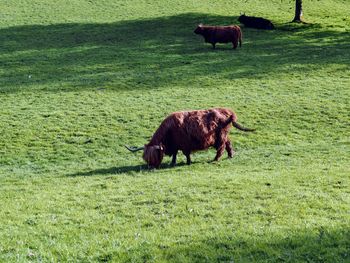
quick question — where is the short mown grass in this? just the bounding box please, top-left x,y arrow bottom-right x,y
0,0 -> 349,262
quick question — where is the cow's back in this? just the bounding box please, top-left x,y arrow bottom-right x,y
210,26 -> 236,43
165,109 -> 235,152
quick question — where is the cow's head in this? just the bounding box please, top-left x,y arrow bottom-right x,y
238,13 -> 246,22
125,144 -> 164,169
194,24 -> 204,35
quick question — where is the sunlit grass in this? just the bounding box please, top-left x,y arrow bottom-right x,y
0,0 -> 349,262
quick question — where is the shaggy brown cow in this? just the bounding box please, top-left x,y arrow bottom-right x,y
194,24 -> 242,49
126,108 -> 254,168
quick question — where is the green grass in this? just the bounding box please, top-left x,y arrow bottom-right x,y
0,0 -> 349,262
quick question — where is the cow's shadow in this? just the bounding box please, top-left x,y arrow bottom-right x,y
67,165 -> 147,176
67,161 -> 193,177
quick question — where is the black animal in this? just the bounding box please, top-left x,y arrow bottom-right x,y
238,14 -> 275,30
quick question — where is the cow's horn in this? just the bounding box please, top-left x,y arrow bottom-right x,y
125,145 -> 144,152
154,145 -> 164,150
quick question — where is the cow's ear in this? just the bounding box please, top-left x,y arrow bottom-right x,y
198,23 -> 203,27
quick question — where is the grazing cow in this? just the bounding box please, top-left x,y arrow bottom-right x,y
194,24 -> 242,49
238,14 -> 275,30
126,108 -> 254,168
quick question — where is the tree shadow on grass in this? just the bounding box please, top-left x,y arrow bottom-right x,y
120,228 -> 349,262
0,13 -> 349,93
88,227 -> 350,262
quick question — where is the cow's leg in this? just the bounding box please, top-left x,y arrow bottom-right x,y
182,151 -> 191,165
214,143 -> 226,161
212,43 -> 216,49
186,154 -> 191,165
232,40 -> 238,49
170,151 -> 178,166
225,140 -> 234,158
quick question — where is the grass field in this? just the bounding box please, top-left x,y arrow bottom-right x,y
0,0 -> 349,262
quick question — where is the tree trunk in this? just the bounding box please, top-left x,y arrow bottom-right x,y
292,0 -> 304,22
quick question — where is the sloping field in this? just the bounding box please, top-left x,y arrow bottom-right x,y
0,0 -> 349,262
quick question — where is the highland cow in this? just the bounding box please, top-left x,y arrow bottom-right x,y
238,14 -> 275,30
126,108 -> 254,168
194,24 -> 242,49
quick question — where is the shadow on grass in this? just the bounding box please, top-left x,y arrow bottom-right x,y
163,228 -> 350,262
0,13 -> 349,93
112,228 -> 349,262
68,165 -> 148,176
67,161 -> 192,176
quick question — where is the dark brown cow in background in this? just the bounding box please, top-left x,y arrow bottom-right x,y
126,108 -> 254,168
194,24 -> 242,49
238,14 -> 275,30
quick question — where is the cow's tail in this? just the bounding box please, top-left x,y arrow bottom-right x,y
232,121 -> 255,132
222,114 -> 255,131
222,115 -> 235,128
239,29 -> 242,47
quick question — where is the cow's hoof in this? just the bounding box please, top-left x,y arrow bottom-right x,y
228,151 -> 236,158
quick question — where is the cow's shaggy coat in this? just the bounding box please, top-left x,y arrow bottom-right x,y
126,108 -> 254,168
194,25 -> 242,49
